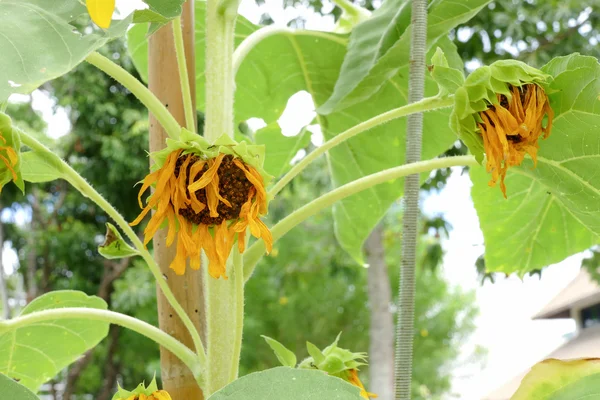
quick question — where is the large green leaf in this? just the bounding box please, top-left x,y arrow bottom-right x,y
0,291 -> 109,392
471,54 -> 600,275
255,123 -> 312,178
127,4 -> 459,261
318,0 -> 491,114
0,373 -> 39,400
207,367 -> 364,400
0,1 -> 130,102
512,359 -> 600,399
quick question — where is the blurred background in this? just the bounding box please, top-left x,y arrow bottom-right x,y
1,0 -> 599,399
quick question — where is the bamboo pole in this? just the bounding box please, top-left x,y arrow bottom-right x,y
148,2 -> 205,398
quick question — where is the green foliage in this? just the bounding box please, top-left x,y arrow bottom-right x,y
207,367 -> 364,400
471,54 -> 600,275
0,1 -> 130,102
512,358 -> 600,399
318,0 -> 491,114
0,373 -> 39,400
0,291 -> 109,392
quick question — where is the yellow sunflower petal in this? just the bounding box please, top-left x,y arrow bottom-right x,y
188,153 -> 224,192
152,391 -> 173,400
170,232 -> 188,275
86,0 -> 115,29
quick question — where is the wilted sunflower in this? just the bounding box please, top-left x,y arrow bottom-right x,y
131,132 -> 272,279
447,59 -> 554,198
346,369 -> 378,399
478,83 -> 553,197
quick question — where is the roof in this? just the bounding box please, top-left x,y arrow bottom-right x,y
483,325 -> 600,400
533,269 -> 600,320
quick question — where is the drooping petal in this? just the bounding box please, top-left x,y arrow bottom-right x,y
188,153 -> 225,192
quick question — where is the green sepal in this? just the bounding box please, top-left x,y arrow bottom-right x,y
261,335 -> 297,368
150,130 -> 273,189
449,60 -> 553,163
0,112 -> 23,193
112,376 -> 159,400
98,223 -> 140,260
298,333 -> 367,375
429,47 -> 465,96
306,341 -> 326,366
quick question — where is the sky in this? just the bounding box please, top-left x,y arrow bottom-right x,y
6,1 -> 589,399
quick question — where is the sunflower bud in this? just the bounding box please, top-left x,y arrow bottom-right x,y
131,131 -> 273,279
449,60 -> 554,197
0,112 -> 23,194
299,333 -> 376,399
112,378 -> 171,400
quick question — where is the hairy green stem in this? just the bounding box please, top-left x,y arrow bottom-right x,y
243,155 -> 479,281
0,308 -> 201,377
204,0 -> 239,393
205,1 -> 236,142
230,248 -> 244,381
269,96 -> 454,197
19,130 -> 206,367
173,17 -> 196,133
85,52 -> 181,139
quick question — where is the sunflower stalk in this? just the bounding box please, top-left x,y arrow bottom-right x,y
204,0 -> 243,394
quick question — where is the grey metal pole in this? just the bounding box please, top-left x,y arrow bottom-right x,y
394,1 -> 428,399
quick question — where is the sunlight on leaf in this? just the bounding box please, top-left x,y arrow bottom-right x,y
512,358 -> 600,399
